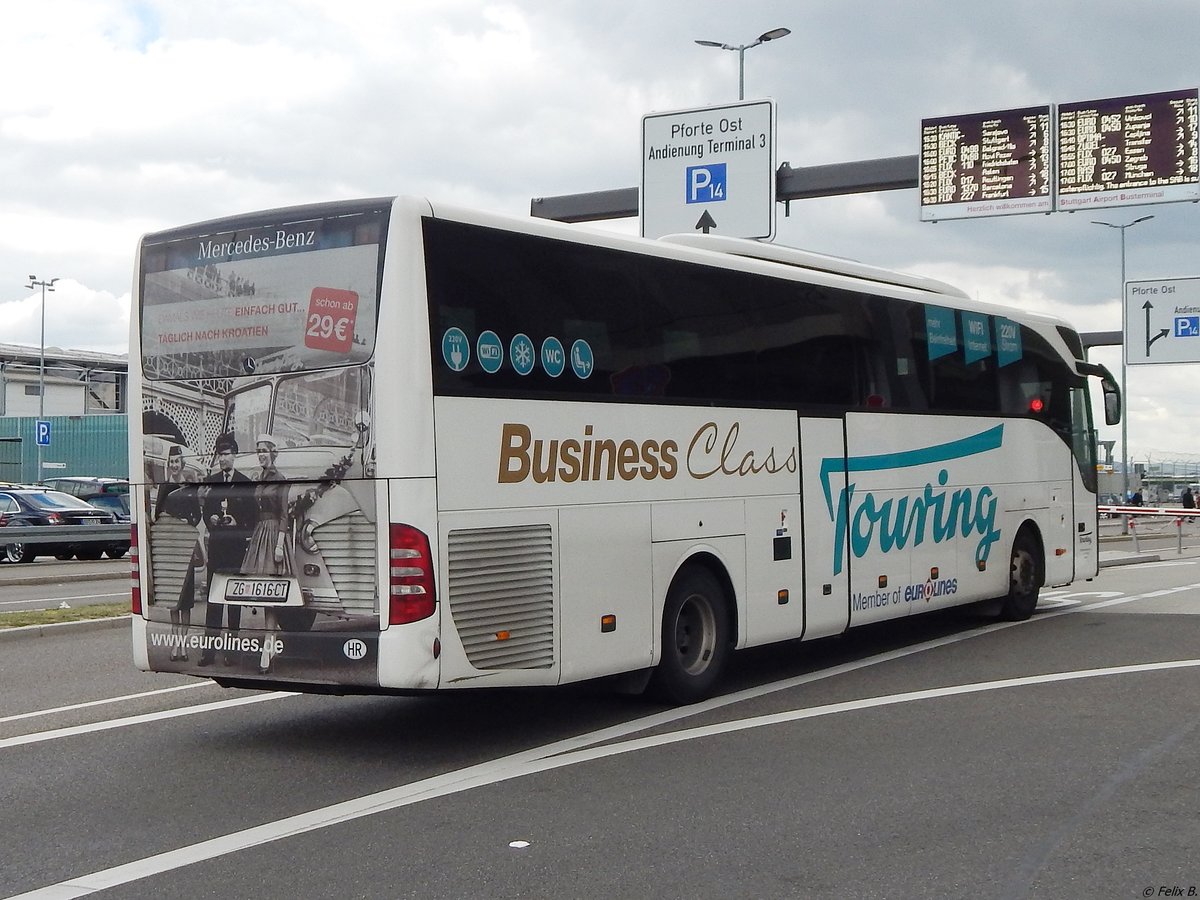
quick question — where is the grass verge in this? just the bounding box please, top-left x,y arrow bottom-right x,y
0,602 -> 130,629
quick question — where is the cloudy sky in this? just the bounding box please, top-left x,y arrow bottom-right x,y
2,0 -> 1198,466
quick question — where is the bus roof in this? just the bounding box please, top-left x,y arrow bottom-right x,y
657,232 -> 972,300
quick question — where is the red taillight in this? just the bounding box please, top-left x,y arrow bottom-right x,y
46,513 -> 62,525
389,523 -> 435,624
130,526 -> 141,616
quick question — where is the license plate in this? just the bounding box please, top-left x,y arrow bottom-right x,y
225,579 -> 290,602
81,519 -> 102,525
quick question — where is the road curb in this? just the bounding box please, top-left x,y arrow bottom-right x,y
0,614 -> 130,642
0,571 -> 129,588
1099,554 -> 1162,568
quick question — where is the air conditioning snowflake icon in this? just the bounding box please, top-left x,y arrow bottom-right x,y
513,340 -> 533,371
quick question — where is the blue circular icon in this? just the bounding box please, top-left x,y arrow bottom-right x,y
476,330 -> 504,374
541,336 -> 565,378
442,327 -> 469,372
510,333 -> 535,376
569,339 -> 594,379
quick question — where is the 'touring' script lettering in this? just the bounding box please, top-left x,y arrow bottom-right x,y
820,426 -> 1004,576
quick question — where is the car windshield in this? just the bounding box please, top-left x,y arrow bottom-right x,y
21,491 -> 100,510
87,495 -> 129,514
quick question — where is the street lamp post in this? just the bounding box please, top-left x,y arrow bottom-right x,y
1091,215 -> 1153,509
695,27 -> 791,100
25,275 -> 59,484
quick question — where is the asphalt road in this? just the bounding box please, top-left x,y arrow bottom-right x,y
3,557 -> 1200,899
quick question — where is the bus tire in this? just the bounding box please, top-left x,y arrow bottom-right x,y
999,530 -> 1042,621
649,566 -> 730,705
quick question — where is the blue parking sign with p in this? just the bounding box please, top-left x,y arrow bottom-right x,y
35,420 -> 51,447
686,163 -> 727,203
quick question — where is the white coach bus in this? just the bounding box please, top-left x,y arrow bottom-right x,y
128,196 -> 1120,703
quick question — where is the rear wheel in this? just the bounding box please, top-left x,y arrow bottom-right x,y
105,544 -> 129,559
999,531 -> 1042,621
648,566 -> 731,705
55,552 -> 75,561
75,547 -> 104,561
5,543 -> 36,564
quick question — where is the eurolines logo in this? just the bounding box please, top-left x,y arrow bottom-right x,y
820,426 -> 1004,576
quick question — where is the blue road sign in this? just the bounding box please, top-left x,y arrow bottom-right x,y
1174,316 -> 1200,338
686,163 -> 727,204
35,420 -> 51,447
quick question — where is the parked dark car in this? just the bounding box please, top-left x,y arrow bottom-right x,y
0,489 -> 119,563
79,491 -> 131,558
41,476 -> 130,499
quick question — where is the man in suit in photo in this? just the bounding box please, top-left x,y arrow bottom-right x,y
198,435 -> 257,666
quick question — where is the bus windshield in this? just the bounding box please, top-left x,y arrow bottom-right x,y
226,368 -> 367,453
139,204 -> 389,380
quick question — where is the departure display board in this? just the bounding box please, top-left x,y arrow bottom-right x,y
1057,88 -> 1199,211
920,106 -> 1052,221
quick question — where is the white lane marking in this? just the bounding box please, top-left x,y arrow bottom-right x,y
15,657 -> 1200,900
0,592 -> 128,608
1036,598 -> 1082,609
0,682 -> 216,725
2,578 -> 1194,750
0,692 -> 294,750
11,578 -> 1200,897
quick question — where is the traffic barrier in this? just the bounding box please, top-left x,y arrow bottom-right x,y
0,523 -> 130,542
1099,506 -> 1200,555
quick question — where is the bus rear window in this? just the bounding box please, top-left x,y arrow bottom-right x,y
139,205 -> 388,380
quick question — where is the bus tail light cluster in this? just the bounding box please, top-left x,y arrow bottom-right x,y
130,526 -> 141,616
389,523 -> 436,625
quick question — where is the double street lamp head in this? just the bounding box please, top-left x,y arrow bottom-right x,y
694,27 -> 792,51
694,27 -> 791,100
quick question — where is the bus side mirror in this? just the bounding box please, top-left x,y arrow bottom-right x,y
1077,361 -> 1122,427
1102,386 -> 1120,427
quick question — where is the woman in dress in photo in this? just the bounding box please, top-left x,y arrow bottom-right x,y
241,435 -> 294,673
154,445 -> 201,660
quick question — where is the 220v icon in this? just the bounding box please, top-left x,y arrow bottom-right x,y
225,578 -> 290,602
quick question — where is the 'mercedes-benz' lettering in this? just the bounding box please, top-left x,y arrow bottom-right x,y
196,230 -> 316,261
497,420 -> 797,485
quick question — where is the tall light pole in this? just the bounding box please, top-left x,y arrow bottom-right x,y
1091,215 -> 1153,507
695,27 -> 791,100
25,275 -> 59,484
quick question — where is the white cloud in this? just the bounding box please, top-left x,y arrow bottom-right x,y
1,0 -> 1198,461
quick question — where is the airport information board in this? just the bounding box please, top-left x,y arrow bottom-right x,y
920,106 -> 1052,221
920,89 -> 1199,220
1057,89 -> 1199,211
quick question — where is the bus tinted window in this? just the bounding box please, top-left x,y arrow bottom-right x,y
424,218 -> 1085,437
426,219 -> 892,411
